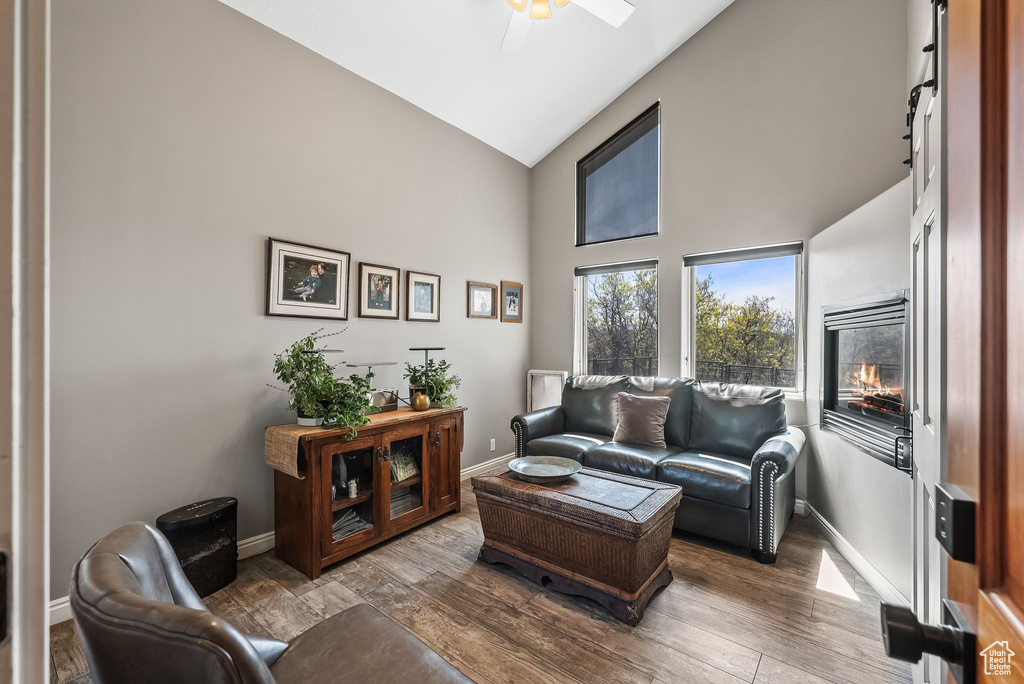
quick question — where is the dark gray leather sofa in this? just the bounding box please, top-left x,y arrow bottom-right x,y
70,522 -> 471,684
511,376 -> 805,563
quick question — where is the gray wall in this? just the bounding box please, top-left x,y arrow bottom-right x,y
51,0 -> 529,597
805,178 -> 913,599
527,0 -> 908,383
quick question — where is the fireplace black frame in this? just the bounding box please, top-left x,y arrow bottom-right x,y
821,291 -> 912,473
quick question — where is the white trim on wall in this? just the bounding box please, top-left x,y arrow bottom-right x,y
800,498 -> 910,607
50,455 -> 516,625
460,452 -> 515,481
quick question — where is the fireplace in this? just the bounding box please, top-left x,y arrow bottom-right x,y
821,292 -> 912,472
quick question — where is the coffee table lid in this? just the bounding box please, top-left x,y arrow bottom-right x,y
471,464 -> 681,536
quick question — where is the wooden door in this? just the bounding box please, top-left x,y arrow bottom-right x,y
944,0 -> 1024,680
381,422 -> 430,530
320,435 -> 380,557
431,416 -> 460,511
910,9 -> 946,681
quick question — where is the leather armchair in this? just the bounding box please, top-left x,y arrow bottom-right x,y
749,428 -> 805,563
71,522 -> 471,684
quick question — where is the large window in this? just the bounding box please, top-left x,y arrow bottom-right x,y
683,243 -> 803,390
573,260 -> 658,376
576,103 -> 660,246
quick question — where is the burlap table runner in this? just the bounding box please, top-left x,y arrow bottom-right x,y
265,424 -> 321,479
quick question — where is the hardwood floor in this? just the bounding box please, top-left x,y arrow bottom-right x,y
50,482 -> 911,684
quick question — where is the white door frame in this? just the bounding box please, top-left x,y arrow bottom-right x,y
2,0 -> 50,680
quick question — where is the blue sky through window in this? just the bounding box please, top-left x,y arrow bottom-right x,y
696,256 -> 796,313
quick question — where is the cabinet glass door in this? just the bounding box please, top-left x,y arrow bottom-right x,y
323,437 -> 377,553
383,426 -> 429,526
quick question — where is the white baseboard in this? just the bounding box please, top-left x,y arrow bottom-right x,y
238,531 -> 275,559
794,498 -> 809,517
50,529 -> 279,626
804,501 -> 910,607
52,458 -> 512,626
49,595 -> 72,626
460,452 -> 515,481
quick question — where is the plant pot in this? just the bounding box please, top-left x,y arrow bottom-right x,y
297,413 -> 323,427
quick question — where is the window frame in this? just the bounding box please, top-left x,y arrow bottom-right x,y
572,259 -> 660,377
575,102 -> 661,247
680,243 -> 806,395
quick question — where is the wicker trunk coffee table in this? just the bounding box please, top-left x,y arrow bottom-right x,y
471,464 -> 681,625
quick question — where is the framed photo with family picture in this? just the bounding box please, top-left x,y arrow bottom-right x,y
406,271 -> 441,322
266,237 -> 351,320
466,281 -> 497,319
358,262 -> 401,319
501,281 -> 524,323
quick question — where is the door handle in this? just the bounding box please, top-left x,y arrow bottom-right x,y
376,446 -> 383,463
881,602 -> 975,684
435,431 -> 441,447
384,445 -> 390,461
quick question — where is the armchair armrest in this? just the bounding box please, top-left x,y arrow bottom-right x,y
749,428 -> 806,561
510,406 -> 566,458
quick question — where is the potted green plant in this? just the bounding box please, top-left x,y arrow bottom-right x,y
270,329 -> 372,437
403,358 -> 461,410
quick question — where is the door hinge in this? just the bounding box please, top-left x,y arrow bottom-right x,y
935,483 -> 975,564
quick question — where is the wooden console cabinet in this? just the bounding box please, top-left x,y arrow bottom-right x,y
270,407 -> 465,578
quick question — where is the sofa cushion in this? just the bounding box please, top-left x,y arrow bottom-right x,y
562,376 -> 628,436
688,382 -> 787,458
612,392 -> 671,448
584,442 -> 683,480
526,432 -> 609,462
656,450 -> 752,509
628,378 -> 694,449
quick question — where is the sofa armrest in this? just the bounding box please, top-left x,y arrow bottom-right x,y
510,406 -> 566,458
749,428 -> 805,559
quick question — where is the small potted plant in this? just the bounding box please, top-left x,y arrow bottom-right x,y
270,329 -> 372,436
403,358 -> 461,410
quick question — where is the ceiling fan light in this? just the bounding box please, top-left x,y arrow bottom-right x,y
507,0 -> 527,11
554,0 -> 570,6
530,0 -> 553,20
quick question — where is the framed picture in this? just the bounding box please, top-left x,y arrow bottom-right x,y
266,237 -> 350,320
358,263 -> 400,319
466,281 -> 497,319
406,271 -> 441,322
501,281 -> 524,323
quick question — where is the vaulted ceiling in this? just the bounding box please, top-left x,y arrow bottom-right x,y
218,0 -> 735,167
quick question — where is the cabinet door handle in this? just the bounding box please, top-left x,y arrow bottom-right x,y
384,445 -> 390,461
435,431 -> 441,447
376,446 -> 383,463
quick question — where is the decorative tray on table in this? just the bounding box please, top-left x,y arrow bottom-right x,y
507,456 -> 582,484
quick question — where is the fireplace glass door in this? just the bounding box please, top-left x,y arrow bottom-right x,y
821,293 -> 911,469
835,324 -> 905,424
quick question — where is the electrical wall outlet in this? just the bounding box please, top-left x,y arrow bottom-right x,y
489,438 -> 496,452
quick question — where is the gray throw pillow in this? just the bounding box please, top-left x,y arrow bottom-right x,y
612,392 -> 671,449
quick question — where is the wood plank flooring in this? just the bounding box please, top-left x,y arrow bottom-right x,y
50,482 -> 911,684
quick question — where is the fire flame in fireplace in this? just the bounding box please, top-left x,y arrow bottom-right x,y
847,362 -> 904,416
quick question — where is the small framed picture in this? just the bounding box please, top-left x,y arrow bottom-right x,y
358,263 -> 400,319
467,281 -> 497,319
501,281 -> 524,323
266,237 -> 350,320
406,271 -> 441,322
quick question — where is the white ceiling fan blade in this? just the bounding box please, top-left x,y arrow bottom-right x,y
573,0 -> 635,28
501,9 -> 532,51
